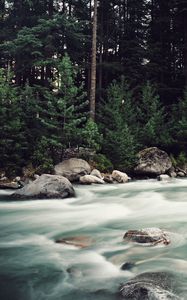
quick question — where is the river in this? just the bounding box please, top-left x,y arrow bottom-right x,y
0,179 -> 187,299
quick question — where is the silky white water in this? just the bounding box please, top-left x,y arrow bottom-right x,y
0,179 -> 187,299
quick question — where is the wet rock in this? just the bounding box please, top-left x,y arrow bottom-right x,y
56,236 -> 92,248
119,272 -> 178,299
120,262 -> 136,271
157,174 -> 171,181
14,176 -> 21,182
134,147 -> 172,176
79,174 -> 104,184
177,171 -> 186,177
90,169 -> 103,179
103,174 -> 114,183
112,170 -> 130,183
0,181 -> 20,189
11,174 -> 75,199
123,228 -> 170,246
54,158 -> 91,182
167,167 -> 177,178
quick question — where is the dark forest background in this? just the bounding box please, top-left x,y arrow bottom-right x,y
0,0 -> 187,175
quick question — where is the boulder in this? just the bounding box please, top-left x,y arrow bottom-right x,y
123,228 -> 170,246
11,174 -> 75,199
157,174 -> 171,181
119,272 -> 178,299
79,174 -> 104,184
54,158 -> 91,182
134,147 -> 172,176
56,236 -> 93,248
112,170 -> 129,183
90,169 -> 103,179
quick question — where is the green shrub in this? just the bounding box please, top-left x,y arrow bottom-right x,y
82,119 -> 103,151
176,152 -> 187,167
91,154 -> 113,172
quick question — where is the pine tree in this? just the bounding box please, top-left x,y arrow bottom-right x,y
32,53 -> 88,169
99,78 -> 138,170
137,81 -> 171,148
0,69 -> 24,174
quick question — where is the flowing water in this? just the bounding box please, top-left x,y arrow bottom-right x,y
0,179 -> 187,300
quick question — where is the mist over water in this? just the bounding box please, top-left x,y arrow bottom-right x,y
0,179 -> 187,300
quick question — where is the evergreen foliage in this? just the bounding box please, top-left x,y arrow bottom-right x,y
0,70 -> 24,173
0,0 -> 187,174
100,78 -> 138,170
137,82 -> 171,148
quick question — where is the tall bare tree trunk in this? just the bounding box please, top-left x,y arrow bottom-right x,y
90,0 -> 97,121
184,7 -> 187,87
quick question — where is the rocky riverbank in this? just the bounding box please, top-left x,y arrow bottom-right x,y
0,147 -> 187,200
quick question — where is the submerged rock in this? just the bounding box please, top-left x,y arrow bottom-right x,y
54,158 -> 91,182
119,272 -> 178,299
79,174 -> 104,184
11,174 -> 75,199
123,228 -> 170,246
134,147 -> 172,176
120,262 -> 136,271
56,236 -> 92,248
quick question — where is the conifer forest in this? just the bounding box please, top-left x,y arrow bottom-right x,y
0,0 -> 187,174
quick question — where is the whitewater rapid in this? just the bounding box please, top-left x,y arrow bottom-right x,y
0,179 -> 187,299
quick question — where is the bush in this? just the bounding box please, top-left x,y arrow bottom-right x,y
90,154 -> 113,172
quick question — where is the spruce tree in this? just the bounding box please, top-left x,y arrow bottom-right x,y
0,69 -> 24,174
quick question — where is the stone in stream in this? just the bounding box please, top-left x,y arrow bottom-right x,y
11,174 -> 75,199
79,174 -> 105,184
119,272 -> 179,299
120,262 -> 136,271
55,236 -> 93,248
157,174 -> 171,181
123,228 -> 171,246
112,170 -> 130,183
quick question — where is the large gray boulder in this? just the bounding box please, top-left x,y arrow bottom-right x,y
11,174 -> 75,199
54,158 -> 91,182
119,272 -> 178,299
135,147 -> 172,176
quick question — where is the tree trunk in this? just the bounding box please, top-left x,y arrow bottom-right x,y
90,0 -> 97,121
184,7 -> 187,87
